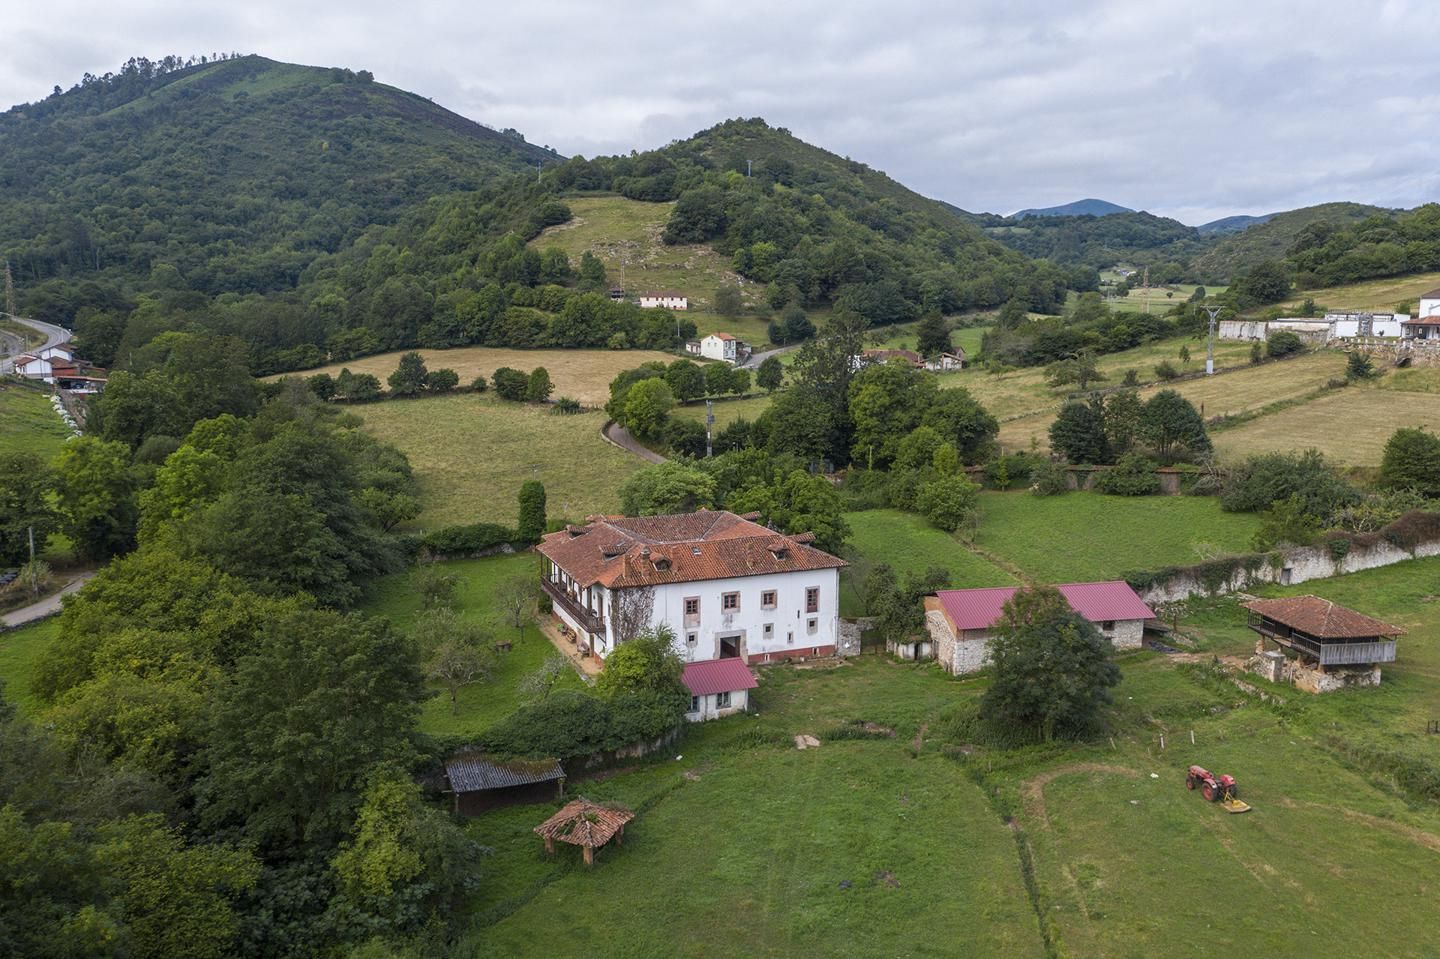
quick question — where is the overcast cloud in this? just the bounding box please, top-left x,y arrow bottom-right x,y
4,0 -> 1438,223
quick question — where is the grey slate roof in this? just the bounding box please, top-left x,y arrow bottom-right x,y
445,752 -> 565,793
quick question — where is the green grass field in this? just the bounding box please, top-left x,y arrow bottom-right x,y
672,393 -> 776,430
971,491 -> 1262,583
357,393 -> 641,529
281,346 -> 677,407
0,382 -> 72,458
840,509 -> 1016,615
0,619 -> 58,713
361,554 -> 587,738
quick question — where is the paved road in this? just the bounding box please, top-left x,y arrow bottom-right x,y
601,421 -> 666,464
742,344 -> 796,369
0,314 -> 71,373
1,572 -> 96,630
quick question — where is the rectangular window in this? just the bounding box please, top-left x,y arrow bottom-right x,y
763,623 -> 774,639
684,596 -> 700,628
805,587 -> 820,614
716,691 -> 732,709
686,632 -> 698,645
807,617 -> 818,634
761,590 -> 777,609
690,696 -> 699,712
1101,621 -> 1115,631
722,591 -> 740,612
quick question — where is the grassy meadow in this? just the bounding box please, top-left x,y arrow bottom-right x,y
839,509 -> 1017,614
1278,269 -> 1440,314
361,554 -> 588,738
0,382 -> 72,458
0,618 -> 58,713
357,393 -> 641,528
531,194 -> 764,319
1213,386 -> 1440,465
282,346 -> 676,407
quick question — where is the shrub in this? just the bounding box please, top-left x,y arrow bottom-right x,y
1346,351 -> 1377,381
478,687 -> 687,761
425,368 -> 460,393
469,374 -> 488,393
420,523 -> 517,556
1379,428 -> 1440,497
492,367 -> 528,401
915,474 -> 980,532
1094,453 -> 1161,496
1153,360 -> 1179,381
551,396 -> 582,415
525,368 -> 554,403
517,481 -> 546,544
1121,368 -> 1139,387
1266,329 -> 1304,357
1029,461 -> 1070,496
985,452 -> 1044,490
1220,450 -> 1360,517
1252,493 -> 1323,550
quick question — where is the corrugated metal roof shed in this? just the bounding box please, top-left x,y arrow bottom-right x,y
682,658 -> 758,697
445,753 -> 565,793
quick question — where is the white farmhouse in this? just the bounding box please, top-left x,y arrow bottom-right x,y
638,291 -> 688,310
537,510 -> 847,721
699,332 -> 740,363
1418,286 -> 1440,319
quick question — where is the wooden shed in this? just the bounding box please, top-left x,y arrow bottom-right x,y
534,797 -> 634,866
444,752 -> 566,816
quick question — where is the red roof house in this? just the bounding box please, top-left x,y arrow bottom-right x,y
925,582 -> 1155,674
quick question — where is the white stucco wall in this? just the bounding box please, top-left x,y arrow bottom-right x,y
685,688 -> 749,721
593,567 -> 842,663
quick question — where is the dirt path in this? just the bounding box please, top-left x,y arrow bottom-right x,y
1020,762 -> 1139,829
1,572 -> 95,629
601,420 -> 666,464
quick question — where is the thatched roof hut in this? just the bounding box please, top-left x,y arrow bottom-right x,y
533,797 -> 635,866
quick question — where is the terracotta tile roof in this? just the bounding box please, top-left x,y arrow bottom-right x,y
936,582 -> 1156,632
538,510 -> 846,589
1242,596 -> 1404,639
863,348 -> 924,365
445,753 -> 564,793
709,332 -> 737,340
1402,316 -> 1440,326
534,797 -> 634,849
682,658 -> 758,697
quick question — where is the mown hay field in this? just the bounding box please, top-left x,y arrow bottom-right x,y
357,393 -> 641,528
1212,386 -> 1440,465
281,346 -> 676,406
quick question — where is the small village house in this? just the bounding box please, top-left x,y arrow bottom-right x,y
1418,286 -> 1440,319
924,582 -> 1155,674
536,510 -> 847,720
1401,316 -> 1440,342
1244,595 -> 1403,693
638,291 -> 688,310
699,332 -> 747,364
853,347 -> 965,372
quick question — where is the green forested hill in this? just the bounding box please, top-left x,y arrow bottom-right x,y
1189,201 -> 1391,282
978,210 -> 1207,272
0,55 -> 558,319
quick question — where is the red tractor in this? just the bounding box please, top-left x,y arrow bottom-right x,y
1186,765 -> 1249,812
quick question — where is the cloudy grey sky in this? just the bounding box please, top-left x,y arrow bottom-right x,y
5,0 -> 1438,223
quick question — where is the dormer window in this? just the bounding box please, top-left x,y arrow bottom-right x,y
652,558 -> 671,571
770,547 -> 789,560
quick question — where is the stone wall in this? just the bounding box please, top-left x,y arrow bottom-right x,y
1137,537 -> 1440,606
1249,648 -> 1381,694
1106,619 -> 1145,650
837,619 -> 864,657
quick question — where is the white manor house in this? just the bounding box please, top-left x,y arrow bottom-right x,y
537,510 -> 847,720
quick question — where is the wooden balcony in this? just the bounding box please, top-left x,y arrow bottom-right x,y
542,578 -> 603,636
1250,624 -> 1396,666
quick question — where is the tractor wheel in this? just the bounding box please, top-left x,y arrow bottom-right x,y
1229,785 -> 1239,800
1202,782 -> 1218,802
1186,775 -> 1196,790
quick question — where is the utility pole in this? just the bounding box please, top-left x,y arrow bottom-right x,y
705,400 -> 714,458
3,259 -> 15,318
535,159 -> 544,180
1203,306 -> 1223,375
745,159 -> 754,178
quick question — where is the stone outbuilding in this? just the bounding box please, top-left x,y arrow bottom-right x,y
1243,595 -> 1404,693
924,582 -> 1155,675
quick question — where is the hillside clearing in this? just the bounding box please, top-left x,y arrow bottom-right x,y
0,382 -> 73,458
840,509 -> 1017,614
275,346 -> 676,407
1212,386 -> 1440,465
1279,270 -> 1440,314
532,194 -> 766,321
357,393 -> 641,528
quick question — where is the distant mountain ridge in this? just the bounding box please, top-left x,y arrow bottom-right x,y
1013,198 -> 1133,219
1197,213 -> 1275,235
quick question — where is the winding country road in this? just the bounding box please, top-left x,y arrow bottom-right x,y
0,313 -> 71,373
601,420 -> 666,464
1,572 -> 96,630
